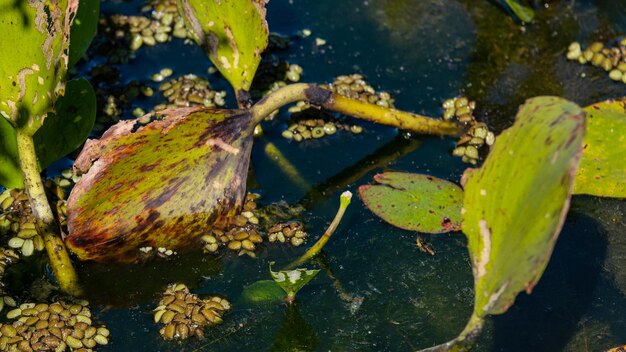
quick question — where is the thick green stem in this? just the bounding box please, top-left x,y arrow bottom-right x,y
16,130 -> 82,296
249,83 -> 461,136
284,191 -> 352,270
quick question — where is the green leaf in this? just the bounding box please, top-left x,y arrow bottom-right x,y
270,262 -> 320,299
178,0 -> 269,96
503,0 -> 535,23
0,0 -> 77,135
0,79 -> 96,189
574,98 -> 626,198
462,96 -> 585,317
358,172 -> 463,233
68,0 -> 100,68
0,117 -> 20,188
65,107 -> 255,262
239,280 -> 285,305
34,78 -> 96,170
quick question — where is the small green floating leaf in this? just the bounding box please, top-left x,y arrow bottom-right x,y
239,280 -> 285,306
463,96 -> 585,316
359,172 -> 463,233
574,98 -> 626,198
270,262 -> 320,300
66,107 -> 255,262
34,78 -> 96,169
178,0 -> 269,97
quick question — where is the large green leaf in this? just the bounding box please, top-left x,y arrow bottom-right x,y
0,117 -> 19,188
68,0 -> 100,67
178,0 -> 269,97
0,0 -> 77,135
574,98 -> 626,198
463,96 -> 585,317
421,97 -> 585,352
34,78 -> 96,169
66,107 -> 255,262
359,172 -> 463,233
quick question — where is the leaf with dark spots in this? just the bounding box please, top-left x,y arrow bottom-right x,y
574,98 -> 626,198
462,96 -> 585,318
426,97 -> 586,352
66,107 -> 255,262
358,171 -> 463,234
0,0 -> 78,136
178,0 -> 269,97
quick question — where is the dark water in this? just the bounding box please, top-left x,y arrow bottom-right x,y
11,0 -> 626,351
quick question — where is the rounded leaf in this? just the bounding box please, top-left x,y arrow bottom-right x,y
359,172 -> 463,233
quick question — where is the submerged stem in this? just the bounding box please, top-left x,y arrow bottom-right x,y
284,191 -> 352,270
418,313 -> 484,352
263,140 -> 311,191
249,83 -> 461,136
16,130 -> 82,296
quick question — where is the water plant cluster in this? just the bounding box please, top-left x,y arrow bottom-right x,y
0,0 -> 625,351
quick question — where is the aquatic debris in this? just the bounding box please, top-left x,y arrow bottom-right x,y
0,248 -> 18,313
154,74 -> 227,111
153,283 -> 230,341
0,300 -> 110,351
566,39 -> 626,84
416,236 -> 435,256
200,193 -> 308,257
443,96 -> 496,165
268,221 -> 308,247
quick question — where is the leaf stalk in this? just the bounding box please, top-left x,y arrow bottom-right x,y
249,83 -> 461,136
16,129 -> 82,296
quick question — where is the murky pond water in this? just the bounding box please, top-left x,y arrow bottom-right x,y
4,0 -> 626,351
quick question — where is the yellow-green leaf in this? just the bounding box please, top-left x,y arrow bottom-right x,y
463,96 -> 585,317
66,107 -> 255,262
574,98 -> 626,198
0,0 -> 77,135
178,0 -> 269,99
359,172 -> 463,234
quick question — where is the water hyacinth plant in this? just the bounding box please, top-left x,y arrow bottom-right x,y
0,0 -> 625,351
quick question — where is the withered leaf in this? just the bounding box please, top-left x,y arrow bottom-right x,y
66,107 -> 255,262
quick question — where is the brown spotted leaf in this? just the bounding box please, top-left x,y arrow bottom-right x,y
359,172 -> 463,233
574,98 -> 626,198
66,107 -> 255,262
